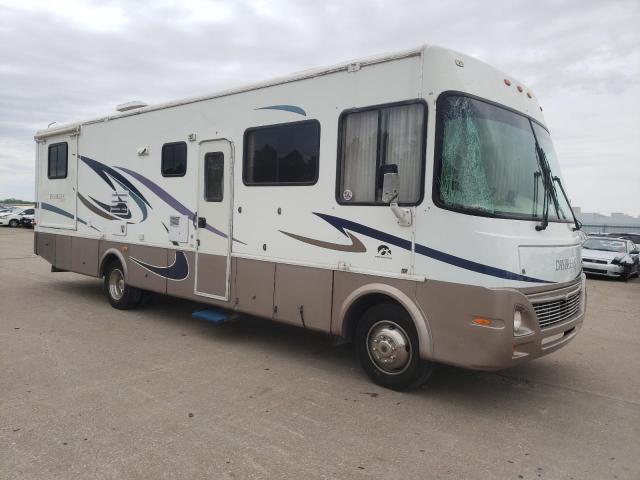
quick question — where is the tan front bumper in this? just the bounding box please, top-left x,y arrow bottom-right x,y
416,275 -> 586,370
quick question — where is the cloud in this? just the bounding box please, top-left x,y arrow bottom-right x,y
0,0 -> 638,214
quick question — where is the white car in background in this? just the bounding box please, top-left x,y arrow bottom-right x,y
582,237 -> 640,281
0,207 -> 35,228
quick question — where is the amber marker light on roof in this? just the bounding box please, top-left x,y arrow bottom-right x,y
527,92 -> 532,98
473,318 -> 492,326
517,85 -> 523,92
504,79 -> 511,86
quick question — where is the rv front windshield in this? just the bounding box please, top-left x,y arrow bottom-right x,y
434,94 -> 572,222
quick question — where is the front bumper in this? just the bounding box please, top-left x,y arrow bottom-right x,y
582,261 -> 623,277
417,275 -> 586,370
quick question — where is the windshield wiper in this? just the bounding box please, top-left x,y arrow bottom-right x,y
553,175 -> 582,231
534,144 -> 556,231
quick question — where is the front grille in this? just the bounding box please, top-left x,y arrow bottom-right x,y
583,258 -> 607,264
532,288 -> 581,329
583,267 -> 605,274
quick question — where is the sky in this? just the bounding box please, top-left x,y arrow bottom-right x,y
0,0 -> 638,215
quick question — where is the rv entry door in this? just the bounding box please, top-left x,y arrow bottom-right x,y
194,139 -> 234,300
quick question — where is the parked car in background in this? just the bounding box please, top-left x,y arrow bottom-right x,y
604,232 -> 640,251
0,207 -> 35,228
20,215 -> 35,228
582,237 -> 640,280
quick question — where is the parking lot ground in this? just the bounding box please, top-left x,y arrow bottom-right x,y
1,227 -> 639,480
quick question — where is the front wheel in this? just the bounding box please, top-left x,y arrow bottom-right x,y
8,219 -> 19,228
355,303 -> 434,391
103,260 -> 143,309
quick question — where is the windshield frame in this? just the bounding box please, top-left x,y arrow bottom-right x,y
432,90 -> 573,224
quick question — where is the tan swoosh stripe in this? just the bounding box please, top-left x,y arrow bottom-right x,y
77,192 -> 119,220
279,230 -> 367,253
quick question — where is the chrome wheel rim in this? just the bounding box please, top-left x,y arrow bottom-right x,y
108,268 -> 125,301
366,320 -> 412,375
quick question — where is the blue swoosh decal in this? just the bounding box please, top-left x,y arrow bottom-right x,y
313,212 -> 552,284
80,156 -> 151,208
41,202 -> 74,219
115,166 -> 246,245
40,202 -> 99,231
130,250 -> 189,281
255,105 -> 306,116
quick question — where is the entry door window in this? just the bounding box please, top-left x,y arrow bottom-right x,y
204,152 -> 224,202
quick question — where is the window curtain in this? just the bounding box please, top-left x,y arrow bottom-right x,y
383,104 -> 424,203
341,110 -> 378,202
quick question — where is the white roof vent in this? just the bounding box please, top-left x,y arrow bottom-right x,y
116,101 -> 148,112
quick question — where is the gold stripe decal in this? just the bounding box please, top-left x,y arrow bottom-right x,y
279,230 -> 366,253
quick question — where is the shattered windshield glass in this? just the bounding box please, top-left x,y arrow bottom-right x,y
436,95 -> 572,222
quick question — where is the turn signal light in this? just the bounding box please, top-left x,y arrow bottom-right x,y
473,318 -> 492,326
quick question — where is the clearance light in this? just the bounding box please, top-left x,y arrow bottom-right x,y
504,79 -> 512,86
527,92 -> 532,98
517,86 -> 523,92
473,318 -> 492,326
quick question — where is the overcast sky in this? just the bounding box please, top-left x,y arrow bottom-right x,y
1,0 -> 638,215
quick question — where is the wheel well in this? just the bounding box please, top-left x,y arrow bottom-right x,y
99,253 -> 121,278
343,293 -> 402,342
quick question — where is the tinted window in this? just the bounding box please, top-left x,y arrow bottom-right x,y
162,142 -> 187,177
48,142 -> 68,179
22,209 -> 34,215
204,152 -> 224,202
337,102 -> 426,205
243,120 -> 320,185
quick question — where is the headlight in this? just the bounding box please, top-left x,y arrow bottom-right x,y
513,310 -> 524,336
0,215 -> 8,219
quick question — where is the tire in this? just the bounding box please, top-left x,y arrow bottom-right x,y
103,260 -> 143,310
355,303 -> 434,391
9,219 -> 19,228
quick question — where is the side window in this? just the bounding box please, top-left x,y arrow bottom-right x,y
243,120 -> 320,185
22,209 -> 34,215
204,152 -> 224,202
162,142 -> 187,177
337,101 -> 426,205
47,142 -> 68,179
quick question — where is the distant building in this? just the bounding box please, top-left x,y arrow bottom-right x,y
574,207 -> 640,233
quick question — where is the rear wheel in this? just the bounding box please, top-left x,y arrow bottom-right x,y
355,303 -> 434,391
103,260 -> 143,309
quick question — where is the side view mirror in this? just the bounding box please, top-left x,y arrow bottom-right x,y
380,163 -> 412,227
381,164 -> 399,204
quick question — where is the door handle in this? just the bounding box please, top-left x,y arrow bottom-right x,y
198,217 -> 207,228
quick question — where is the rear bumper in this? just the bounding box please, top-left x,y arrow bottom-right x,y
417,275 -> 586,370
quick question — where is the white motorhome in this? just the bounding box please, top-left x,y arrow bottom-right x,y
33,45 -> 585,390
